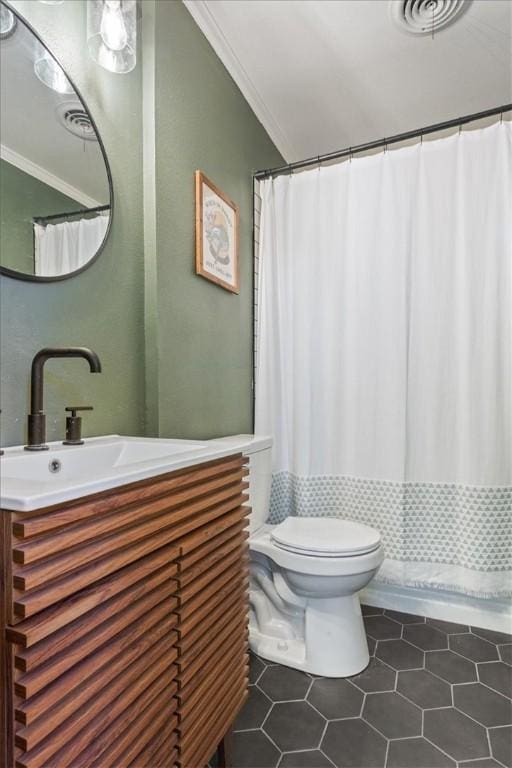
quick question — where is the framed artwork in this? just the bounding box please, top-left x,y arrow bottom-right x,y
195,171 -> 239,293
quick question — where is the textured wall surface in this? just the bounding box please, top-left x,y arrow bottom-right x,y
0,0 -> 281,448
0,160 -> 81,275
150,0 -> 282,439
0,1 -> 144,447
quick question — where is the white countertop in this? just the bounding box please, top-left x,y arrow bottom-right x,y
0,433 -> 272,512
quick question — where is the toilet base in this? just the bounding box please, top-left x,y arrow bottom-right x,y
249,623 -> 309,672
249,593 -> 370,678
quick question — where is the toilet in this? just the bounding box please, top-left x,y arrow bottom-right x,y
239,435 -> 384,678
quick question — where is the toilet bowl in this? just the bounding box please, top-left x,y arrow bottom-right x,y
225,435 -> 384,678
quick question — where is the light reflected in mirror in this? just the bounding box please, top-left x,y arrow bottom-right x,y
0,1 -> 112,281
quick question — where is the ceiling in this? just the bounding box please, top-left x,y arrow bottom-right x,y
185,0 -> 512,163
0,13 -> 109,206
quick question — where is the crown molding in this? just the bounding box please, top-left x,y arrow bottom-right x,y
183,0 -> 295,162
0,144 -> 101,209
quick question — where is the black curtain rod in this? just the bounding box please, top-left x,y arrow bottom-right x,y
254,104 -> 512,180
33,203 -> 110,225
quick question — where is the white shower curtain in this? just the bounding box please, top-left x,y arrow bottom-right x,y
255,122 -> 511,598
34,214 -> 109,277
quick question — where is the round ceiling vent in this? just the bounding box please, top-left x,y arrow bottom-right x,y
56,103 -> 98,141
390,0 -> 470,35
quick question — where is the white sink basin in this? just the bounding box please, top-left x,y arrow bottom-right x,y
0,434 -> 270,512
2,437 -> 207,484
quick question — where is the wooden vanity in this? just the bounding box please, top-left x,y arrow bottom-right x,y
1,452 -> 250,767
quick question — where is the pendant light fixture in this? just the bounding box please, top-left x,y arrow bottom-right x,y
34,46 -> 74,94
0,2 -> 17,39
87,0 -> 136,74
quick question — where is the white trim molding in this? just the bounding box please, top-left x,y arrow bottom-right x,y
183,0 -> 295,162
0,144 -> 101,209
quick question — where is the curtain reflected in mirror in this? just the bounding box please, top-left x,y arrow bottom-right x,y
0,1 -> 112,281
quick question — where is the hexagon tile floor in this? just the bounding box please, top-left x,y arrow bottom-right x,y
231,606 -> 512,768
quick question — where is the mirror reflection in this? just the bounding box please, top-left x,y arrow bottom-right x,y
0,2 -> 112,281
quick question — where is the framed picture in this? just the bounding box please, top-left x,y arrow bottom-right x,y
195,171 -> 239,293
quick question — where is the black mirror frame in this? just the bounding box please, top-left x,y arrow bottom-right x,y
0,0 -> 114,283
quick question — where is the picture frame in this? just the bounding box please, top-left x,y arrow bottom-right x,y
195,171 -> 239,294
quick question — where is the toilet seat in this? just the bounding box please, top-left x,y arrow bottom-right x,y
271,517 -> 381,558
251,523 -> 384,577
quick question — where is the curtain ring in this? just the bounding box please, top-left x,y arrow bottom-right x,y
383,139 -> 387,154
420,132 -> 423,145
349,147 -> 353,163
500,112 -> 503,124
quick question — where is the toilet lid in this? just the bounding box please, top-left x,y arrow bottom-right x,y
271,517 -> 381,557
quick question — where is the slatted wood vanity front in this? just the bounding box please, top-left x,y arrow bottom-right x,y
0,453 -> 250,768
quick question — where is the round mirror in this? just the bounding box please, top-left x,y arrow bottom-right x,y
0,1 -> 112,281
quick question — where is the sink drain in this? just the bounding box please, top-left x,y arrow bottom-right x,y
48,459 -> 62,474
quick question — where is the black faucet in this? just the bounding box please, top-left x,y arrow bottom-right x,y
25,347 -> 102,451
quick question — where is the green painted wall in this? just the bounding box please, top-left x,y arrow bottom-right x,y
149,0 -> 282,439
0,159 -> 81,275
0,0 -> 281,449
0,0 -> 144,447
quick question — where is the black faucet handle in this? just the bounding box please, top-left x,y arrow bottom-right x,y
65,406 -> 94,417
63,406 -> 93,446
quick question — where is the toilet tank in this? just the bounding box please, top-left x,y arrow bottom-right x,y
210,435 -> 272,535
246,442 -> 273,534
